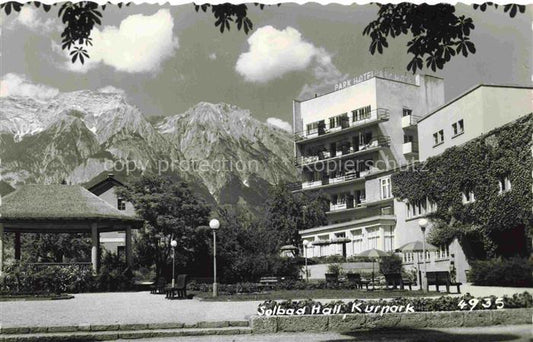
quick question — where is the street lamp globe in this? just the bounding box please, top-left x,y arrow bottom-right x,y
170,240 -> 177,248
209,219 -> 220,230
418,218 -> 429,232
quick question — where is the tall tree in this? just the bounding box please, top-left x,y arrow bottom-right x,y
115,173 -> 212,279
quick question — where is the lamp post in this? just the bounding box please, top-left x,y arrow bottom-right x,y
302,240 -> 309,282
170,240 -> 177,288
418,218 -> 429,292
209,218 -> 220,297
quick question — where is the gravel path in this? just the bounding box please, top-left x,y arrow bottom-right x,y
0,292 -> 262,327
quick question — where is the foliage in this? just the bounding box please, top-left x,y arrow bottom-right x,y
194,3 -> 277,34
468,258 -> 533,287
326,263 -> 342,276
259,292 -> 533,313
2,2 -> 524,71
262,185 -> 329,251
94,252 -> 133,291
392,114 -> 533,259
379,255 -> 403,275
0,262 -> 95,295
215,205 -> 302,283
115,173 -> 212,280
20,233 -> 92,263
363,3 -> 525,73
1,1 -> 130,64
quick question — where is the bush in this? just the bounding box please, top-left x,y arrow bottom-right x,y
327,263 -> 342,276
379,255 -> 403,275
94,252 -> 134,291
0,262 -> 95,295
468,257 -> 533,287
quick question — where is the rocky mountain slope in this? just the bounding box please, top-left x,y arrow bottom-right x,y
0,91 -> 297,206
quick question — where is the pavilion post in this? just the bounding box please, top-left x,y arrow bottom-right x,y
14,232 -> 21,260
125,227 -> 132,268
91,223 -> 99,273
0,223 -> 4,275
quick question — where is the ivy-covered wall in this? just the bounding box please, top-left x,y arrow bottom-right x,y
392,113 -> 532,259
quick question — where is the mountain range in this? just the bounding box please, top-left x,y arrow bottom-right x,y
0,90 -> 298,206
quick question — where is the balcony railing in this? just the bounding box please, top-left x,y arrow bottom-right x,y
295,136 -> 390,167
295,108 -> 390,142
329,198 -> 367,212
401,114 -> 422,129
402,141 -> 419,155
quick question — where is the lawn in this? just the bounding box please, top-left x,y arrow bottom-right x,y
193,288 -> 442,301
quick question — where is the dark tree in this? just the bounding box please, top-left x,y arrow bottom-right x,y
363,3 -> 526,73
115,173 -> 212,279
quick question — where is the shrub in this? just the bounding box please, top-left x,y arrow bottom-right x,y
0,262 -> 95,295
379,255 -> 403,275
468,257 -> 533,287
327,263 -> 342,276
94,252 -> 134,292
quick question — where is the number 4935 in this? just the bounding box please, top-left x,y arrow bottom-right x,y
458,297 -> 504,310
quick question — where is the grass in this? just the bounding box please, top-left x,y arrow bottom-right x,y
0,294 -> 74,301
193,288 -> 442,301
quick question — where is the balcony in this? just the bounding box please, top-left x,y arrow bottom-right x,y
402,141 -> 419,156
302,180 -> 322,189
295,108 -> 390,143
329,197 -> 367,213
401,114 -> 421,129
295,136 -> 390,167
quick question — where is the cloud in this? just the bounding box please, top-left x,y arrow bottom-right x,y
235,26 -> 321,83
235,26 -> 347,98
6,7 -> 58,32
0,73 -> 59,100
98,85 -> 125,94
56,9 -> 178,74
266,117 -> 292,132
209,53 -> 217,60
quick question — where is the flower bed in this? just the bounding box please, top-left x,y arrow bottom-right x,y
258,292 -> 533,314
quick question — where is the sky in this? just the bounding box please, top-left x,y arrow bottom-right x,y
1,3 -> 531,131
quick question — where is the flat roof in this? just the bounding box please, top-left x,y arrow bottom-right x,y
294,72 -> 442,103
418,84 -> 533,123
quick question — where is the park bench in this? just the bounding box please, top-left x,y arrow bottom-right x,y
259,276 -> 281,289
426,271 -> 462,293
346,273 -> 370,290
165,274 -> 189,299
150,276 -> 167,294
259,276 -> 281,284
384,273 -> 412,290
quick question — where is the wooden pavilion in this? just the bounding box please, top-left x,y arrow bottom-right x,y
0,184 -> 143,274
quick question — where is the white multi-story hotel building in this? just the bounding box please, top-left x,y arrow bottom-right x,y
292,71 -> 445,259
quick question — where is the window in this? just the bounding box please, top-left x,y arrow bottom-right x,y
384,226 -> 395,252
117,198 -> 126,210
404,135 -> 414,143
329,113 -> 348,128
498,176 -> 512,194
367,228 -> 379,249
352,105 -> 371,122
437,245 -> 450,259
452,119 -> 464,136
403,252 -> 413,263
306,122 -> 319,135
352,230 -> 363,254
402,108 -> 412,117
462,190 -> 475,204
380,178 -> 392,199
433,129 -> 444,146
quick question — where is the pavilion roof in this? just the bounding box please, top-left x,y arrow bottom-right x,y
0,184 -> 142,225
